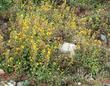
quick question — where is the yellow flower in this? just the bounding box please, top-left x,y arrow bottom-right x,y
79,30 -> 87,36
9,57 -> 13,62
94,40 -> 102,45
76,45 -> 80,49
0,35 -> 3,41
21,45 -> 24,49
69,21 -> 77,29
45,48 -> 51,59
32,43 -> 37,51
30,36 -> 33,39
80,17 -> 87,23
42,49 -> 46,54
16,48 -> 19,51
46,31 -> 52,36
41,3 -> 51,11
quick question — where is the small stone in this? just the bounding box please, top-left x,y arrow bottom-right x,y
101,34 -> 107,43
0,69 -> 5,75
77,82 -> 81,85
85,74 -> 94,82
7,82 -> 15,86
17,81 -> 24,86
7,80 -> 16,86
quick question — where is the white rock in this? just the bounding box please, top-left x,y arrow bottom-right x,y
7,80 -> 16,86
7,82 -> 15,86
85,73 -> 94,82
17,81 -> 24,86
59,42 -> 76,53
0,69 -> 5,75
77,82 -> 81,85
101,34 -> 107,43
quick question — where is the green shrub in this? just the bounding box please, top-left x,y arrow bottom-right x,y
0,0 -> 110,85
0,0 -> 13,12
74,40 -> 105,76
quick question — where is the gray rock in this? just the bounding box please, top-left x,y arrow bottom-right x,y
7,80 -> 16,86
17,81 -> 24,86
101,34 -> 107,43
17,80 -> 30,86
85,74 -> 94,82
7,82 -> 15,86
103,83 -> 110,86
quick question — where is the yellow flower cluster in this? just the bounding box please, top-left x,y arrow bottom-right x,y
41,2 -> 52,11
2,1 -> 104,68
5,3 -> 58,66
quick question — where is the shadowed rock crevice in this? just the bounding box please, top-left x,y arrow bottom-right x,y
0,16 -> 10,41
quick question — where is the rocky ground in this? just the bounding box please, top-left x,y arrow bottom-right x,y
0,79 -> 110,86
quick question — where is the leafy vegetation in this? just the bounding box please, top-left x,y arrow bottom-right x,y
0,0 -> 110,85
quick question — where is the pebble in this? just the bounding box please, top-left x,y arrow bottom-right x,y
0,69 -> 5,75
17,81 -> 24,86
8,80 -> 16,86
101,34 -> 107,43
77,82 -> 82,85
